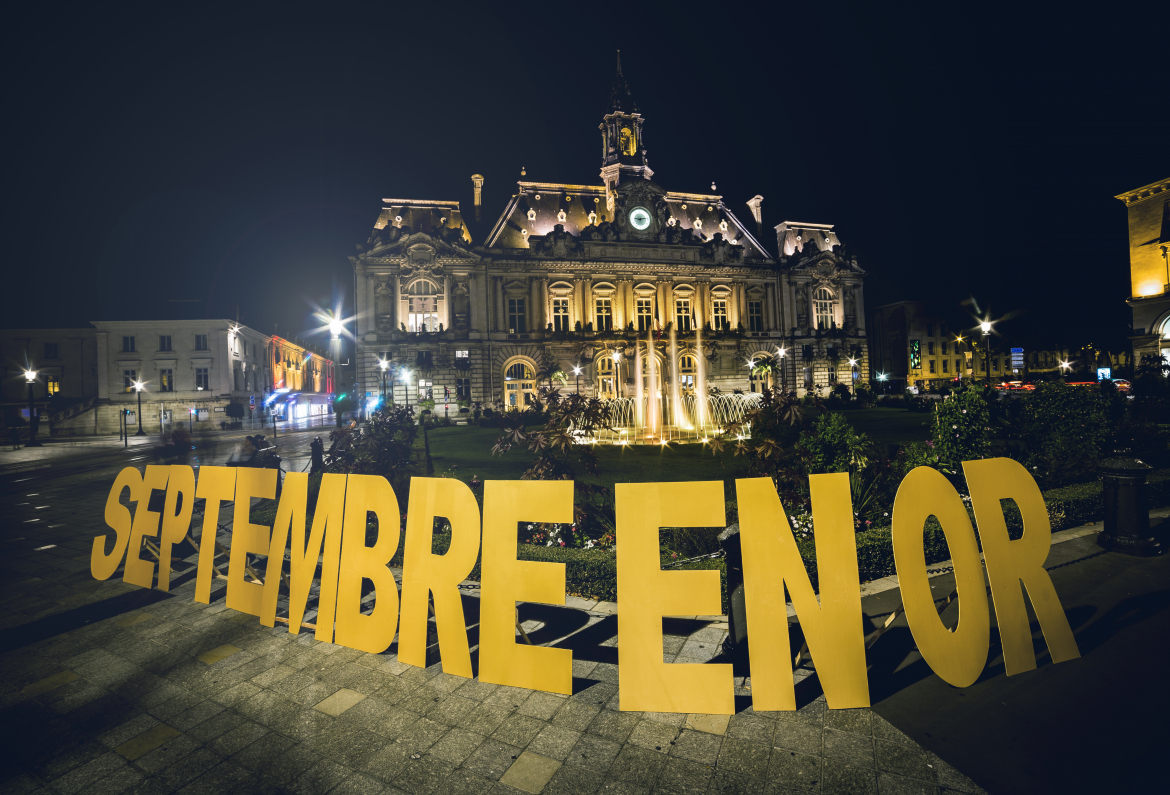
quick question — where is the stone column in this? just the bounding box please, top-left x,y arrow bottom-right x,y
540,278 -> 549,332
495,277 -> 505,333
468,273 -> 478,333
530,278 -> 541,332
583,278 -> 594,329
765,283 -> 776,332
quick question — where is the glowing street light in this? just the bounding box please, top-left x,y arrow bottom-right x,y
848,358 -> 858,395
378,358 -> 389,404
980,321 -> 993,385
1059,360 -> 1071,373
400,368 -> 413,410
23,369 -> 42,447
133,380 -> 146,436
572,365 -> 582,393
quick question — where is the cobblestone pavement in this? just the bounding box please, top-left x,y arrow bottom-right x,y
0,455 -> 986,795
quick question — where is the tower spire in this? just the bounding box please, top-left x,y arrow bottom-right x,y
616,49 -> 622,77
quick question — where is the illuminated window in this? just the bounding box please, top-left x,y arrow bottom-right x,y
456,377 -> 470,399
552,299 -> 570,331
408,280 -> 440,332
595,298 -> 613,331
44,342 -> 58,359
748,301 -> 763,332
160,369 -> 174,392
508,298 -> 527,333
123,370 -> 136,392
636,299 -> 653,332
456,349 -> 469,359
680,355 -> 698,393
619,126 -> 635,156
596,356 -> 616,398
712,300 -> 729,330
675,299 -> 692,332
195,334 -> 208,351
195,368 -> 209,391
814,289 -> 834,330
159,335 -> 172,352
504,362 -> 535,407
46,378 -> 60,396
122,336 -> 135,353
417,379 -> 433,402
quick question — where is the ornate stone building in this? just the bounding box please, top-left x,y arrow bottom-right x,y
1121,177 -> 1170,364
351,64 -> 869,411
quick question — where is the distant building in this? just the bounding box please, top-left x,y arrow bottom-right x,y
350,60 -> 870,409
1121,177 -> 1170,365
0,320 -> 334,436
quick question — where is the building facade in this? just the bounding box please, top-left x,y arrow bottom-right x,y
351,66 -> 870,410
1121,177 -> 1170,365
1,320 -> 334,436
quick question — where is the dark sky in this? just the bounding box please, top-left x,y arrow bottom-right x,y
6,2 -> 1167,354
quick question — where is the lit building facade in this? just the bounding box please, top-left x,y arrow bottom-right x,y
0,320 -> 334,435
1121,177 -> 1170,364
351,66 -> 870,409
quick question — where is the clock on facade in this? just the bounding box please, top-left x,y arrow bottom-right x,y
629,206 -> 651,230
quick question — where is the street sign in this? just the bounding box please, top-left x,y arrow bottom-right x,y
249,395 -> 255,409
1097,367 -> 1112,381
1011,348 -> 1024,369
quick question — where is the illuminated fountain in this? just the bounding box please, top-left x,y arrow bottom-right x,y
576,325 -> 762,445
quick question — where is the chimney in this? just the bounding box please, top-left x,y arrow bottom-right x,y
746,195 -> 764,233
471,174 -> 484,223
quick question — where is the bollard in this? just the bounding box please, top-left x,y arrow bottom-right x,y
1097,455 -> 1165,556
718,524 -> 748,655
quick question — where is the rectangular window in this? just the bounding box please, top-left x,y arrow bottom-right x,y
828,368 -> 838,384
122,336 -> 135,353
44,342 -> 59,359
159,369 -> 174,392
927,341 -> 935,355
941,340 -> 948,355
195,368 -> 209,391
636,299 -> 653,332
802,345 -> 814,361
456,377 -> 471,400
675,299 -> 691,332
159,335 -> 172,352
926,324 -> 933,338
552,298 -> 570,331
993,358 -> 999,371
195,334 -> 208,351
416,351 -> 434,369
957,359 -> 963,373
123,370 -> 137,392
712,299 -> 729,330
803,367 -> 812,389
595,298 -> 613,331
748,301 -> 763,332
942,360 -> 949,373
929,360 -> 936,374
46,377 -> 60,395
507,298 -> 526,333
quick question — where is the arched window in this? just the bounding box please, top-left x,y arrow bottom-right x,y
504,362 -> 535,407
408,280 -> 440,332
596,356 -> 616,399
814,288 -> 835,330
679,355 -> 697,394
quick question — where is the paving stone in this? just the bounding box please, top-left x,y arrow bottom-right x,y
626,719 -> 678,753
326,772 -> 386,795
429,728 -> 486,765
725,715 -> 774,746
461,739 -> 524,781
824,708 -> 872,737
482,685 -> 532,710
527,725 -> 582,761
154,747 -> 222,791
186,710 -> 246,743
230,731 -> 298,771
87,762 -> 146,794
396,717 -> 448,753
458,702 -> 514,735
871,714 -> 914,745
452,679 -> 499,703
552,699 -> 600,732
314,688 -> 367,717
707,769 -> 765,794
715,737 -> 771,780
822,728 -> 873,768
656,755 -> 713,795
98,714 -> 159,748
499,751 -> 562,794
48,751 -> 126,794
357,742 -> 411,783
209,720 -> 269,757
683,713 -> 730,736
587,709 -> 639,745
515,691 -> 564,721
875,772 -> 939,795
771,718 -> 822,756
564,733 -> 620,774
439,768 -> 497,795
113,724 -> 181,762
766,750 -> 823,792
491,713 -> 546,748
875,739 -> 937,783
392,754 -> 455,794
670,729 -> 723,765
290,756 -> 353,795
606,744 -> 667,790
133,735 -> 200,774
174,761 -> 257,795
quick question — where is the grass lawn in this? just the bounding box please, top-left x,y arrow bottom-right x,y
427,424 -> 749,492
837,407 -> 932,446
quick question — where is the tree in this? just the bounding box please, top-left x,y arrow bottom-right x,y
931,386 -> 990,478
224,402 -> 245,420
325,404 -> 420,498
1017,381 -> 1107,487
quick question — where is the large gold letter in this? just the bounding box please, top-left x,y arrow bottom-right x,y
616,481 -> 733,714
92,467 -> 143,580
260,471 -> 307,628
227,468 -> 278,616
334,474 -> 401,654
891,467 -> 989,687
157,465 -> 195,591
738,475 -> 869,710
963,458 -> 1080,674
399,477 -> 481,678
194,466 -> 236,604
123,466 -> 170,589
479,480 -> 574,695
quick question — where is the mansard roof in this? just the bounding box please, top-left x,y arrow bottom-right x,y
370,199 -> 471,245
483,180 -> 772,259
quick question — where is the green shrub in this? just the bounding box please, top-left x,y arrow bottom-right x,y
1018,381 -> 1107,486
932,387 -> 990,476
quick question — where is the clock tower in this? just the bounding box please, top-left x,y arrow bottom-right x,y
600,51 -> 652,214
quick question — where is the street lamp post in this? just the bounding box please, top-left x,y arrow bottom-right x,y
848,357 -> 858,395
573,365 -> 582,394
777,347 -> 787,391
954,334 -> 966,385
378,359 -> 388,406
878,372 -> 888,394
134,381 -> 146,436
401,369 -> 412,411
981,321 -> 992,386
23,369 -> 42,447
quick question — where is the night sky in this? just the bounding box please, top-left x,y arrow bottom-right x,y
6,2 -> 1168,356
